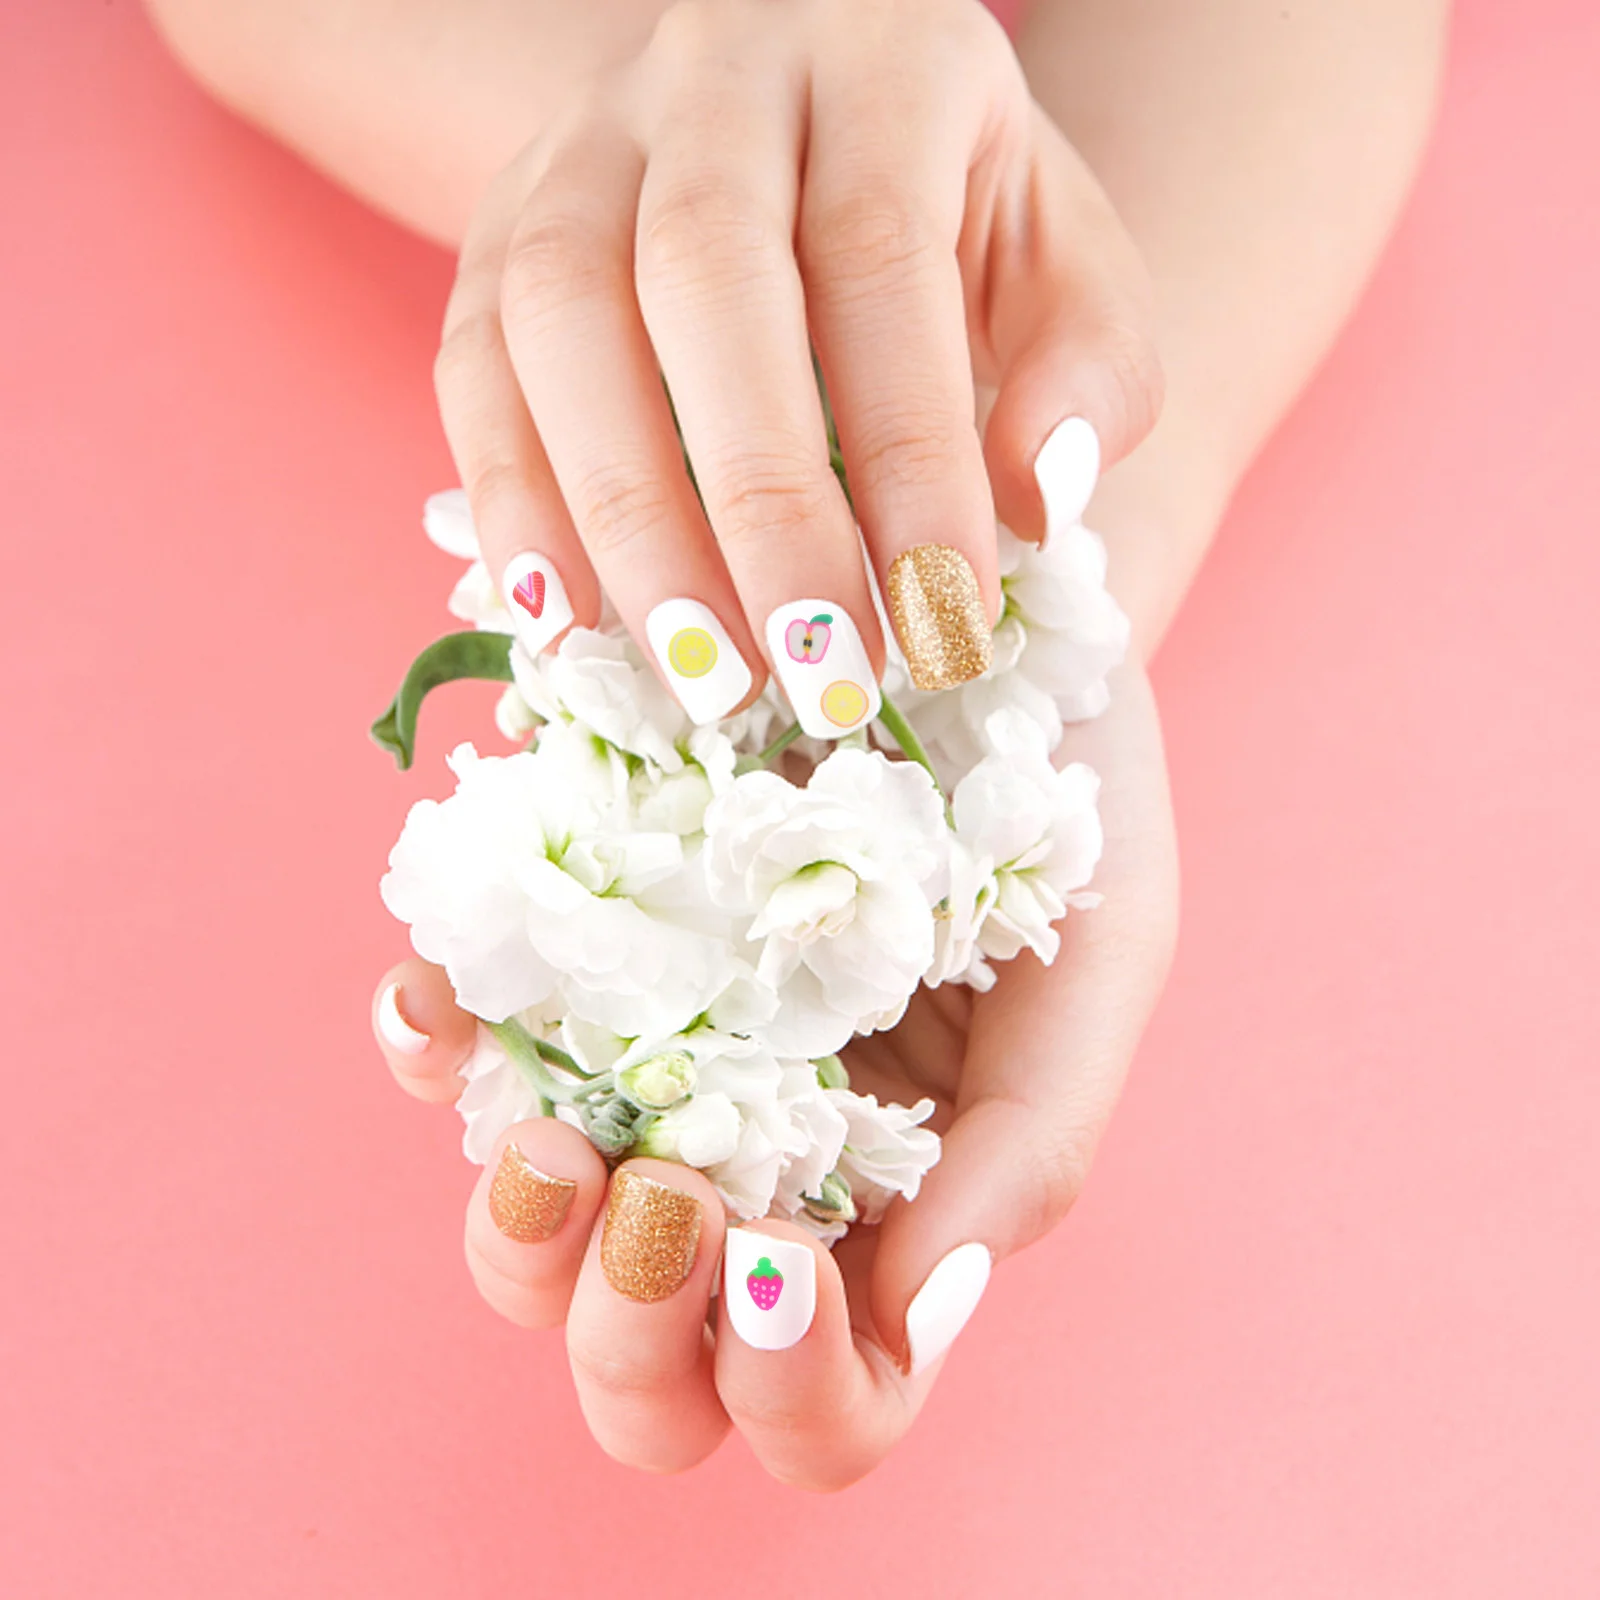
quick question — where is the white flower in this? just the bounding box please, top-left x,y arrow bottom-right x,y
381,744 -> 562,1022
423,490 -> 513,634
512,629 -> 687,771
925,834 -> 999,992
948,710 -> 1105,968
703,749 -> 949,1056
1004,522 -> 1130,723
829,1091 -> 941,1222
381,742 -> 734,1036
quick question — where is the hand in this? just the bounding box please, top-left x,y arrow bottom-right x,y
371,663 -> 1177,1488
435,0 -> 1160,722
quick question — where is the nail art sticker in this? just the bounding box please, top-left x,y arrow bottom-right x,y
746,1256 -> 783,1310
724,1228 -> 816,1351
645,598 -> 754,725
1033,416 -> 1101,547
765,599 -> 879,741
501,551 -> 574,659
784,612 -> 833,663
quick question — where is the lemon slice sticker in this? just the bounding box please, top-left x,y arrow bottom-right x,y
667,626 -> 718,678
820,679 -> 869,728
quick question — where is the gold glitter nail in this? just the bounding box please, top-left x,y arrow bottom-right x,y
886,544 -> 993,692
487,1144 -> 577,1243
600,1170 -> 701,1303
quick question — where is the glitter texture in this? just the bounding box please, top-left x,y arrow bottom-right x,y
886,544 -> 993,691
487,1143 -> 577,1243
600,1170 -> 701,1303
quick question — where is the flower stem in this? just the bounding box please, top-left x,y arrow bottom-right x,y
876,692 -> 943,795
735,720 -> 804,775
487,1017 -> 598,1107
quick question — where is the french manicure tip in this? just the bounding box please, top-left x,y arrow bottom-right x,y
906,1241 -> 992,1377
377,982 -> 429,1056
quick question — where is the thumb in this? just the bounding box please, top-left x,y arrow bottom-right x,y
980,111 -> 1164,545
869,667 -> 1179,1374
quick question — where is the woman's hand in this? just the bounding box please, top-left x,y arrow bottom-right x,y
437,0 -> 1160,726
371,664 -> 1176,1488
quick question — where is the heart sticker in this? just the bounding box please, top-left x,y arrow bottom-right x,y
512,569 -> 546,620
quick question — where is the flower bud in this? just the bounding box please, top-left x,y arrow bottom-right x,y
802,1170 -> 857,1224
585,1095 -> 644,1156
617,1049 -> 697,1111
813,1054 -> 849,1090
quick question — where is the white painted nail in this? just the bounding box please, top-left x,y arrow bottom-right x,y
906,1241 -> 991,1376
645,598 -> 753,725
724,1228 -> 817,1351
377,982 -> 429,1056
1033,416 -> 1101,548
763,599 -> 880,740
501,550 -> 574,658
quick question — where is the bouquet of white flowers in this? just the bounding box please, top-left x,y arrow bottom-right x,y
373,448 -> 1127,1244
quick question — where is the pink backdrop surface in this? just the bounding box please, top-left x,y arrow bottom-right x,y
3,3 -> 1597,1595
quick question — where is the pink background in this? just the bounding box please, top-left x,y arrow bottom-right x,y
3,2 -> 1597,1594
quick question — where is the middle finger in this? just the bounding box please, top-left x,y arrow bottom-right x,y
632,29 -> 883,741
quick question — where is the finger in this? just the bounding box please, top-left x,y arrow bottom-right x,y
436,154 -> 597,660
981,109 -> 1165,547
871,667 -> 1179,1373
715,1221 -> 916,1492
371,959 -> 477,1104
498,112 -> 766,726
799,27 -> 1006,693
632,23 -> 881,739
464,1119 -> 609,1329
565,1159 -> 729,1473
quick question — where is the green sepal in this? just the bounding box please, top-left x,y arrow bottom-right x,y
370,630 -> 516,770
751,1256 -> 781,1279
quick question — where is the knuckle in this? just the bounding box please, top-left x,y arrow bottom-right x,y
567,459 -> 675,556
1019,1126 -> 1092,1236
646,0 -> 717,64
500,213 -> 610,332
637,176 -> 784,293
567,1338 -> 698,1401
1097,318 -> 1165,446
848,408 -> 974,498
705,458 -> 838,552
462,456 -> 528,526
432,307 -> 501,406
801,189 -> 941,291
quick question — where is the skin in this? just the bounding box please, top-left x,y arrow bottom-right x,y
155,0 -> 1450,1488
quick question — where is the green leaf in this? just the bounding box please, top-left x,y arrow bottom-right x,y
370,630 -> 515,770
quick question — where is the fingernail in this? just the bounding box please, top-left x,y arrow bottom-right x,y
1034,417 -> 1100,548
764,599 -> 880,740
377,982 -> 428,1056
645,598 -> 753,724
905,1241 -> 992,1376
487,1143 -> 577,1243
724,1228 -> 817,1351
886,545 -> 992,692
600,1170 -> 702,1303
501,550 -> 574,658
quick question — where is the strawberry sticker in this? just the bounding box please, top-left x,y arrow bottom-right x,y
512,569 -> 546,620
784,613 -> 833,664
746,1255 -> 784,1311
